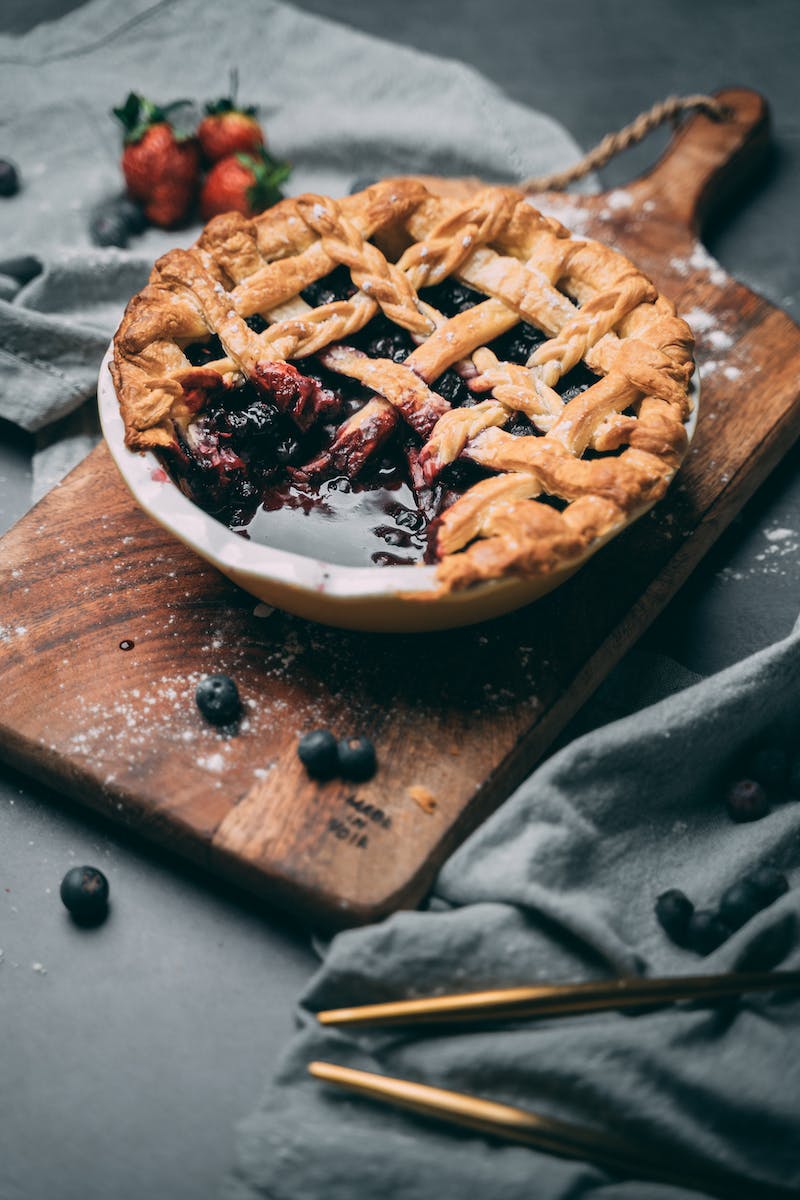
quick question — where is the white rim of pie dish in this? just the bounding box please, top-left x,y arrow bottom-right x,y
98,344 -> 699,602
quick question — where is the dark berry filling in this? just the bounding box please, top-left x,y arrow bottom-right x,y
166,297 -> 610,566
184,333 -> 224,366
433,367 -> 474,408
301,266 -> 357,307
487,322 -> 547,365
557,361 -> 598,400
419,279 -> 485,317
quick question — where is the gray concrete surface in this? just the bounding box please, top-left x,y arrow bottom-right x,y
1,2 -> 799,1198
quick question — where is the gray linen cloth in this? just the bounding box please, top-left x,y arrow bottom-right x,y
2,4 -> 798,1198
227,629 -> 800,1200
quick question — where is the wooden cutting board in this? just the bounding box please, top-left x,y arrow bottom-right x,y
2,88 -> 798,928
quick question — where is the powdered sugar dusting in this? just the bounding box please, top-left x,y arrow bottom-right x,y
717,527 -> 800,584
606,189 -> 632,210
683,307 -> 719,335
671,244 -> 727,286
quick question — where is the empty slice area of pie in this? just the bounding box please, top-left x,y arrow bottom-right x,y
111,180 -> 694,588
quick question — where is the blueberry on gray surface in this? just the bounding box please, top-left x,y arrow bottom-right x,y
115,195 -> 148,235
89,208 -> 129,248
60,865 -> 110,925
718,879 -> 764,931
744,744 -> 789,791
0,159 -> 20,197
725,778 -> 769,822
655,888 -> 694,945
743,866 -> 789,906
337,735 -> 377,782
195,674 -> 241,726
686,909 -> 731,956
298,729 -> 339,780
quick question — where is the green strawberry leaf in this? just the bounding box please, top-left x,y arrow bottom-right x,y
112,93 -> 194,143
239,149 -> 292,213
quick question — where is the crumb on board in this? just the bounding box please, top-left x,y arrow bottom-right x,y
408,785 -> 437,814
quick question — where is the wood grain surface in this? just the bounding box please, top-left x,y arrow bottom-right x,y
2,88 -> 798,928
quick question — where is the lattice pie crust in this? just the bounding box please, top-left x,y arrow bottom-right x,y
111,179 -> 694,591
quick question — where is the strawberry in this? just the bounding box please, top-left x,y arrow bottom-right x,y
200,149 -> 291,221
198,102 -> 264,164
112,92 -> 200,229
198,70 -> 265,163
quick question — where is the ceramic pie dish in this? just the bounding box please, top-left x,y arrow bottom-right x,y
100,179 -> 698,633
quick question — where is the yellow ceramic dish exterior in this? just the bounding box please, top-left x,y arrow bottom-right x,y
98,348 -> 697,633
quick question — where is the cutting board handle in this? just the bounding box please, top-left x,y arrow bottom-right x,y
627,87 -> 771,231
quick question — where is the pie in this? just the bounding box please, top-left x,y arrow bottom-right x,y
110,179 -> 695,592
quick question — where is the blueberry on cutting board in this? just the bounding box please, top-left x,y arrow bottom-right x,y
60,865 -> 110,925
298,729 -> 339,780
337,736 -> 377,782
196,674 -> 241,726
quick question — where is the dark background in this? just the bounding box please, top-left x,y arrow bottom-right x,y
1,3 -> 798,1198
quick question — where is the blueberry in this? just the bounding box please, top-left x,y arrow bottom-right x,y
654,888 -> 694,945
368,333 -> 411,363
505,414 -> 534,437
718,879 -> 763,931
421,280 -> 484,317
0,159 -> 20,197
744,744 -> 789,791
195,674 -> 241,726
245,313 -> 267,334
115,196 -> 147,235
725,778 -> 769,823
298,729 -> 339,780
60,865 -> 109,925
300,267 -> 356,307
743,866 -> 789,907
487,322 -> 547,365
434,368 -> 472,407
337,735 -> 377,782
89,209 -> 129,248
687,909 -> 731,956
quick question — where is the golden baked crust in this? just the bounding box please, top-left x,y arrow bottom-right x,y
111,179 -> 694,592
